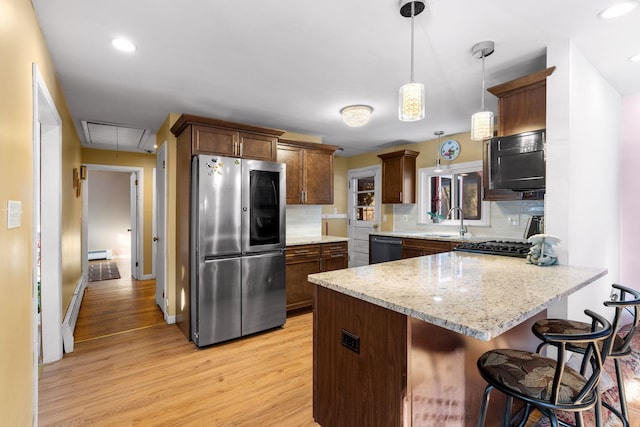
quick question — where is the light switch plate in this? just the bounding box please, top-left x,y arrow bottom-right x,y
7,200 -> 22,229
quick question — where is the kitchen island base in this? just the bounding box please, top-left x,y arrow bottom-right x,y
313,286 -> 545,426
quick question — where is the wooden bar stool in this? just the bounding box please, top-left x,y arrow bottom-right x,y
532,283 -> 640,427
477,309 -> 613,427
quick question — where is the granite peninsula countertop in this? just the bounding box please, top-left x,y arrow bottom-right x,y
286,235 -> 349,246
308,253 -> 607,341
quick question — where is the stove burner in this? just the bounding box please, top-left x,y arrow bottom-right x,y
454,240 -> 532,258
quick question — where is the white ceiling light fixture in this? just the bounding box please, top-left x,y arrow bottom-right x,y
340,105 -> 373,127
398,0 -> 426,122
630,53 -> 640,62
470,40 -> 495,141
112,37 -> 136,53
434,130 -> 444,172
598,0 -> 639,19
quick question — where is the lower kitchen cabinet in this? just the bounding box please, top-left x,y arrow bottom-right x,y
285,241 -> 348,313
401,238 -> 461,259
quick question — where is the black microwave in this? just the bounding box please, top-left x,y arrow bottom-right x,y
489,129 -> 546,191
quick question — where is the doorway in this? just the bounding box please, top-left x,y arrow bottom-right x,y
32,63 -> 63,422
347,166 -> 381,267
81,165 -> 143,282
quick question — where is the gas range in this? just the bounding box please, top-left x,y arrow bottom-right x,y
454,240 -> 532,258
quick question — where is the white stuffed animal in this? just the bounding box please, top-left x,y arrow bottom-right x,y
526,234 -> 560,266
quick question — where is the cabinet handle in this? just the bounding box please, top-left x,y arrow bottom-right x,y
328,246 -> 343,250
239,142 -> 243,157
399,191 -> 402,201
330,254 -> 344,258
294,249 -> 309,254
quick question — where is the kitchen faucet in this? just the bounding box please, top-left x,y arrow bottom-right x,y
447,207 -> 467,237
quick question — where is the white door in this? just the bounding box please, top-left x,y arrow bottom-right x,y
154,144 -> 167,317
130,172 -> 140,279
347,166 -> 381,267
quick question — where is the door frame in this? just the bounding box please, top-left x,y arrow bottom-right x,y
347,165 -> 381,267
32,63 -> 63,420
81,164 -> 144,280
154,143 -> 168,319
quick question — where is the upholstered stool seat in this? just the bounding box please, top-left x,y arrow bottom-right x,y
476,310 -> 613,427
531,283 -> 640,426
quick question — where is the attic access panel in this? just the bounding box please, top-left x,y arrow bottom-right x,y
81,120 -> 152,152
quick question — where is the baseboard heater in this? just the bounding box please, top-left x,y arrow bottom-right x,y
62,275 -> 87,353
88,249 -> 112,260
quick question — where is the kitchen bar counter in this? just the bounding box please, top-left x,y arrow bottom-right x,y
309,253 -> 607,426
286,235 -> 348,246
369,230 -> 521,243
308,252 -> 606,340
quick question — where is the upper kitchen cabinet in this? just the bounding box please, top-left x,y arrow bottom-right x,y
488,67 -> 555,137
170,114 -> 283,161
483,67 -> 555,201
277,139 -> 340,205
378,150 -> 419,204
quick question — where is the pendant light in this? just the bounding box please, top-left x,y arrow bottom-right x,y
399,1 -> 425,122
470,41 -> 495,141
434,131 -> 443,172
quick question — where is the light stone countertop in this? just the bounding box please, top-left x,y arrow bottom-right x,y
369,231 -> 521,243
308,252 -> 607,341
286,235 -> 349,246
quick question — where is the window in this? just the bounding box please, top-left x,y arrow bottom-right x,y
418,160 -> 490,226
353,176 -> 376,221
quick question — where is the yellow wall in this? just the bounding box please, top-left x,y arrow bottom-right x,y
0,0 -> 83,423
81,148 -> 157,276
343,131 -> 483,231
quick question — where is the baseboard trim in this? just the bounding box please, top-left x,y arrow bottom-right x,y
62,275 -> 87,353
165,314 -> 176,324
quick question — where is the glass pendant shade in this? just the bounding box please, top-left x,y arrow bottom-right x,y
470,111 -> 494,141
399,82 -> 425,121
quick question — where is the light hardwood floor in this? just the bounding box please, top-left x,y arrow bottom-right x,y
38,262 -> 639,426
39,261 -> 317,426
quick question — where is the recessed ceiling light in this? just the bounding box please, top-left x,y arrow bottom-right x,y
111,38 -> 136,53
630,53 -> 640,62
598,0 -> 639,19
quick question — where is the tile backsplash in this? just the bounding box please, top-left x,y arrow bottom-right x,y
393,200 -> 544,239
286,205 -> 322,238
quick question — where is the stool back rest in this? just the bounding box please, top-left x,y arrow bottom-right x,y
604,283 -> 640,356
539,310 -> 613,406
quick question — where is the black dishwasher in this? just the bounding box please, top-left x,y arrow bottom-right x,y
369,235 -> 403,264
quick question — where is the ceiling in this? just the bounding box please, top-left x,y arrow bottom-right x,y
32,0 -> 640,156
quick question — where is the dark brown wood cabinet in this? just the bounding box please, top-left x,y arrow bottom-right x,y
483,67 -> 555,201
173,114 -> 281,160
277,139 -> 340,205
170,114 -> 284,340
285,241 -> 348,313
378,150 -> 419,204
401,238 -> 461,259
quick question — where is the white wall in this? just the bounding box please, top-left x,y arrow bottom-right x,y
546,39 -> 622,320
87,170 -> 131,257
620,94 -> 640,290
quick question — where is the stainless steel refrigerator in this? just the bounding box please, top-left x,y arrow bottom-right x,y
191,154 -> 286,347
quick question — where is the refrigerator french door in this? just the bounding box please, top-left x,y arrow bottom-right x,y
191,155 -> 286,347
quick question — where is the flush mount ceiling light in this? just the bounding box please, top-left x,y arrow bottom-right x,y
598,0 -> 639,19
111,37 -> 136,53
340,105 -> 373,127
398,0 -> 426,122
434,130 -> 444,172
630,53 -> 640,62
470,40 -> 495,141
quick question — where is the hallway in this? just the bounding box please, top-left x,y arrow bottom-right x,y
74,259 -> 165,342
